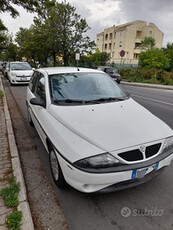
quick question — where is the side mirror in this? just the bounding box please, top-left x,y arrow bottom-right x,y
30,98 -> 46,108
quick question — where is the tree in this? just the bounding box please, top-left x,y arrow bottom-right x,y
0,0 -> 46,30
163,42 -> 173,71
4,36 -> 18,61
15,28 -> 31,59
0,0 -> 44,17
139,48 -> 170,70
16,26 -> 50,65
141,37 -> 156,50
0,19 -> 8,51
34,1 -> 95,66
81,49 -> 110,67
0,34 -> 18,61
15,1 -> 95,66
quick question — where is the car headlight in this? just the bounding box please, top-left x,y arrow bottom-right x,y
74,153 -> 122,169
162,136 -> 173,152
11,72 -> 16,77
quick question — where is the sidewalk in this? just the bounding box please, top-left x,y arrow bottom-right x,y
0,74 -> 34,230
121,81 -> 173,90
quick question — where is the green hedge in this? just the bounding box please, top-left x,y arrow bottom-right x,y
120,67 -> 173,85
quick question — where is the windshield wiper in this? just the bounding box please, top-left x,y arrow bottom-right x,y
54,99 -> 86,104
100,97 -> 124,101
86,97 -> 125,103
54,97 -> 125,105
12,69 -> 30,70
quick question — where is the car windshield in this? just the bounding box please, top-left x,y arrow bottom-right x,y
49,72 -> 128,105
11,63 -> 32,70
105,68 -> 118,74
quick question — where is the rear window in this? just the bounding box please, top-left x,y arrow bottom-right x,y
105,68 -> 118,74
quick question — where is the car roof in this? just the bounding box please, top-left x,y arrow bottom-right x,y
40,67 -> 102,75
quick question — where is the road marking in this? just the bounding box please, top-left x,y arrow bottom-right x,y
132,94 -> 173,106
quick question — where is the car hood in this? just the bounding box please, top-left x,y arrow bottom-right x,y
48,98 -> 173,152
11,70 -> 33,76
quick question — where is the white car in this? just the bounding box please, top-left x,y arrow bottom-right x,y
26,67 -> 173,193
7,62 -> 33,85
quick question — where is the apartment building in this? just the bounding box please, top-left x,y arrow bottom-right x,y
96,20 -> 163,65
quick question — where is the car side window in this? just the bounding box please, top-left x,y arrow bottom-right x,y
34,73 -> 46,102
29,71 -> 38,93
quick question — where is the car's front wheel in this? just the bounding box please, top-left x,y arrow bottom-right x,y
49,148 -> 67,188
26,104 -> 34,126
9,79 -> 14,86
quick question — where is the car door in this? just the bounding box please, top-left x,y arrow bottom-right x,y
29,71 -> 48,148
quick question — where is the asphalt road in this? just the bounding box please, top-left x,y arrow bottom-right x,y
122,85 -> 173,129
7,82 -> 173,230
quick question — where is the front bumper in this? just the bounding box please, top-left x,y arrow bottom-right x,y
10,76 -> 31,84
115,77 -> 121,84
97,166 -> 165,193
57,150 -> 173,193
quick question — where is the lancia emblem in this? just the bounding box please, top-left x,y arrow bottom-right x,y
139,145 -> 146,154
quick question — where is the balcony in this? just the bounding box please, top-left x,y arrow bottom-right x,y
134,47 -> 141,54
135,37 -> 142,43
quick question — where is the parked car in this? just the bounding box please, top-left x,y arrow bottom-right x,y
7,62 -> 33,85
26,67 -> 173,193
97,66 -> 121,84
1,62 -> 8,78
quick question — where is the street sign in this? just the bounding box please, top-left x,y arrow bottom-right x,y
120,50 -> 125,57
75,53 -> 80,60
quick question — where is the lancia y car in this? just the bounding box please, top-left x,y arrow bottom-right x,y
26,67 -> 173,193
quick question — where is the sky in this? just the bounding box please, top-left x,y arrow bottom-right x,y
1,0 -> 173,47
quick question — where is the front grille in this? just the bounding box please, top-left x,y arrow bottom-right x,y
118,143 -> 162,162
119,149 -> 143,162
16,80 -> 29,82
146,143 -> 161,158
16,76 -> 30,78
16,76 -> 30,82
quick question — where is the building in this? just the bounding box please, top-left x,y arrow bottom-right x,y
96,20 -> 163,66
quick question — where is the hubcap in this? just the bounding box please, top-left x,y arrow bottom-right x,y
50,150 -> 59,181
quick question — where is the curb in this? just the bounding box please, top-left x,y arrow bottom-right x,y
0,76 -> 34,230
121,81 -> 173,91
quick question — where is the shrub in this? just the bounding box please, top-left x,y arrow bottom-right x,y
7,211 -> 22,230
0,90 -> 4,105
0,181 -> 20,207
121,67 -> 173,85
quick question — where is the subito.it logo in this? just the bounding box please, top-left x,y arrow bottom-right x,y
121,207 -> 131,217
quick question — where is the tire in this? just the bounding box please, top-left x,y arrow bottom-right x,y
49,148 -> 67,188
27,104 -> 34,126
9,80 -> 13,86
